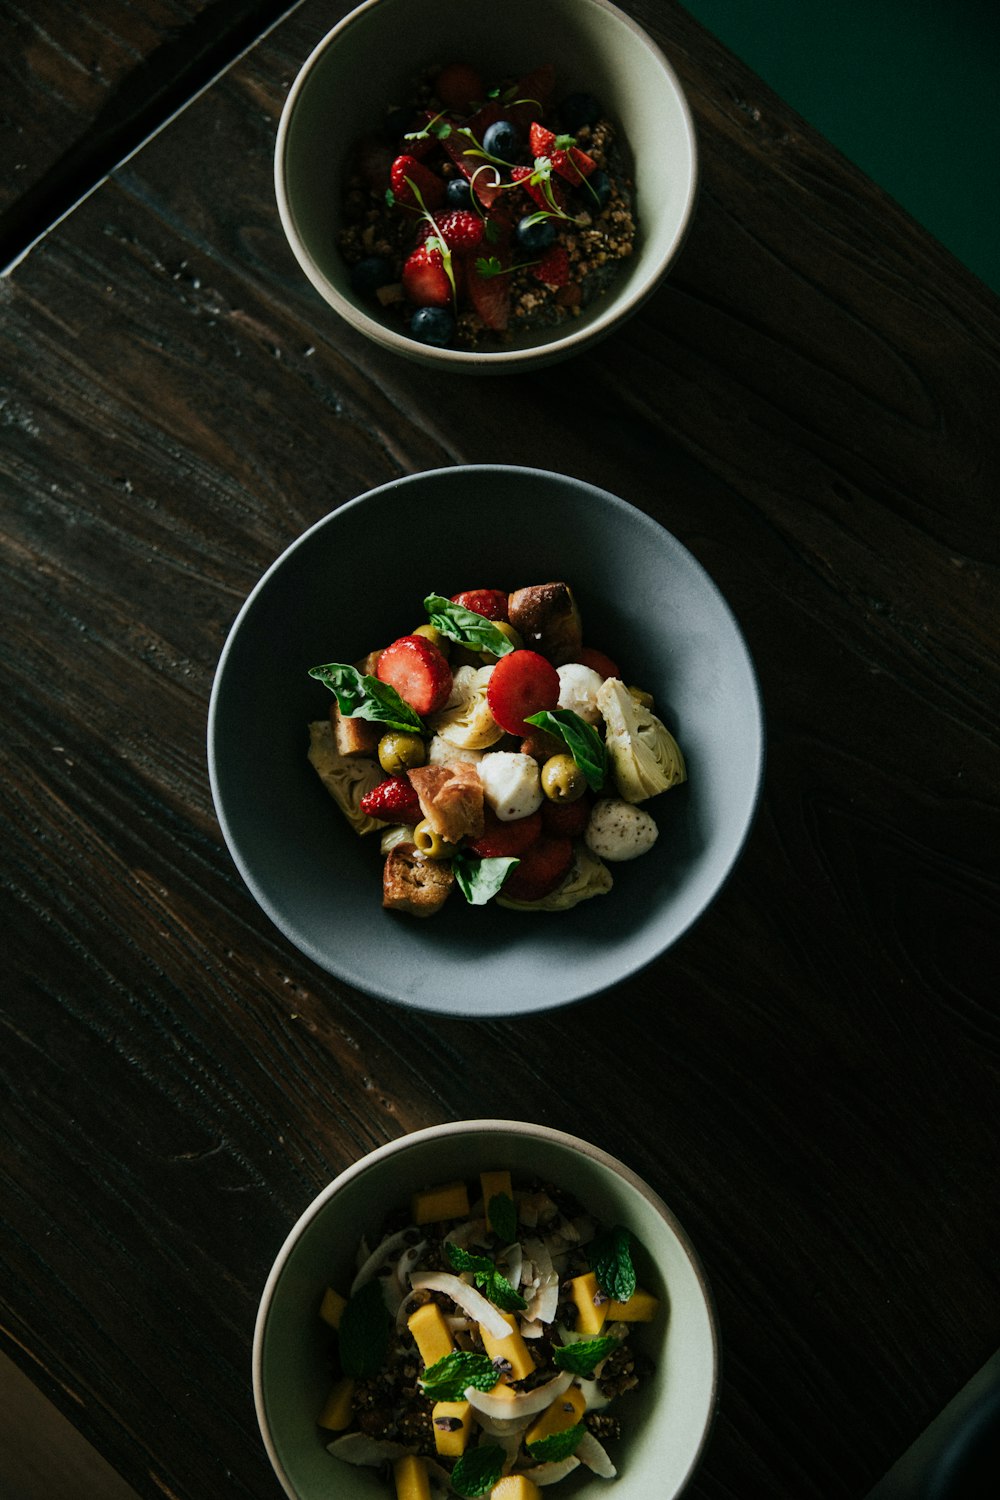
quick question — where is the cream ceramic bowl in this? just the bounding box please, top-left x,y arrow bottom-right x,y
274,0 -> 698,371
254,1120 -> 719,1499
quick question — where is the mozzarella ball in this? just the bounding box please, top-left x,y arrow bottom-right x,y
584,798 -> 658,861
478,752 -> 543,822
557,663 -> 604,723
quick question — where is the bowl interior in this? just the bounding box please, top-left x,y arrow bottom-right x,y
208,466 -> 763,1016
275,0 -> 698,365
255,1121 -> 718,1500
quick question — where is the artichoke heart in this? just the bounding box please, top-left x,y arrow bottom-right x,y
428,665 -> 504,750
308,720 -> 384,834
597,677 -> 687,804
497,845 -> 613,911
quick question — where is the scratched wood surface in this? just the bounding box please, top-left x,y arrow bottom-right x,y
1,1 -> 998,1498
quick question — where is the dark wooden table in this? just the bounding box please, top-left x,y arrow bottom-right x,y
2,2 -> 998,1497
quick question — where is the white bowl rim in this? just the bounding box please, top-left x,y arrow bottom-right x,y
273,0 -> 700,370
253,1117 -> 720,1500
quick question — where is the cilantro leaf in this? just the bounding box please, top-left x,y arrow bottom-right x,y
419,1350 -> 501,1402
589,1223 -> 636,1302
451,1444 -> 506,1497
488,1190 -> 518,1244
552,1335 -> 619,1376
444,1241 -> 527,1312
309,662 -> 425,734
338,1279 -> 390,1377
523,708 -> 607,791
526,1422 -> 586,1462
453,852 -> 519,906
423,594 -> 515,656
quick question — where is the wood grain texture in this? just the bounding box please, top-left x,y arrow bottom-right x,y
1,2 -> 998,1499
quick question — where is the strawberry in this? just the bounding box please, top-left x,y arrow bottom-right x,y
467,252 -> 510,330
359,775 -> 421,824
502,834 -> 573,902
540,791 -> 593,838
415,210 -> 485,251
467,807 -> 542,859
577,647 -> 621,679
401,243 -> 453,307
531,245 -> 570,288
434,62 -> 484,112
439,102 -> 507,208
528,121 -> 596,184
510,64 -> 556,121
450,589 -> 509,621
510,163 -> 567,214
376,635 -> 453,715
389,154 -> 446,211
486,649 -> 561,736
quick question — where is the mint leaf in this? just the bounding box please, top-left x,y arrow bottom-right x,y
552,1335 -> 618,1376
488,1191 -> 517,1244
451,1444 -> 506,1497
589,1223 -> 636,1302
338,1279 -> 390,1377
444,1241 -> 527,1312
453,852 -> 519,906
309,662 -> 425,734
420,1351 -> 501,1402
523,708 -> 607,791
526,1423 -> 586,1463
424,594 -> 515,656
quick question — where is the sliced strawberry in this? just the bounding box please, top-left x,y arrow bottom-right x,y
511,64 -> 556,118
376,635 -> 452,715
434,62 -> 484,112
415,210 -> 484,251
389,154 -> 446,211
577,647 -> 621,679
528,121 -> 596,183
401,243 -> 453,307
359,774 -> 422,824
540,791 -> 593,838
467,806 -> 542,859
486,649 -> 561,736
439,103 -> 506,208
467,249 -> 511,330
398,110 -> 440,160
450,589 -> 509,621
502,834 -> 573,902
510,163 -> 567,214
531,245 -> 570,288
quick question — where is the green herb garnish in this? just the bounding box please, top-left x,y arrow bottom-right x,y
451,1443 -> 506,1497
420,1350 -> 501,1402
526,1422 -> 586,1463
488,1190 -> 518,1244
423,594 -> 515,656
552,1335 -> 619,1376
445,1241 -> 527,1312
589,1223 -> 636,1302
452,851 -> 519,906
338,1279 -> 391,1377
523,708 -> 607,791
309,662 -> 424,734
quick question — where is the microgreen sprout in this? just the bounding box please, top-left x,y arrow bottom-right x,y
404,110 -> 453,144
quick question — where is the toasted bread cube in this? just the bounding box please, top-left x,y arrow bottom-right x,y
411,1180 -> 470,1224
383,843 -> 454,917
329,700 -> 380,758
525,1383 -> 586,1447
605,1287 -> 660,1322
479,1310 -> 535,1381
317,1375 -> 354,1430
409,761 -> 484,842
490,1476 -> 542,1500
407,1301 -> 455,1367
393,1454 -> 432,1500
480,1171 -> 514,1233
567,1271 -> 607,1335
431,1399 -> 472,1457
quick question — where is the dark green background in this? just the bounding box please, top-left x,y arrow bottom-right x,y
681,0 -> 1000,294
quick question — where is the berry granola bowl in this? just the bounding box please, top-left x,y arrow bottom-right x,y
274,0 -> 698,371
207,466 -> 764,1017
253,1119 -> 719,1500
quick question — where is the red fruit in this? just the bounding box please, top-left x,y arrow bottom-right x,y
502,835 -> 573,902
467,253 -> 510,330
510,163 -> 567,214
435,62 -> 484,112
531,245 -> 570,288
390,154 -> 446,210
510,64 -> 556,120
416,210 -> 485,251
528,121 -> 596,183
359,775 -> 421,824
541,792 -> 593,838
401,243 -> 453,307
450,589 -> 509,621
486,649 -> 561,736
577,647 -> 621,679
376,635 -> 452,715
467,807 -> 543,859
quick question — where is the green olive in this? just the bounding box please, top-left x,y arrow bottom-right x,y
378,731 -> 426,773
412,622 -> 450,657
628,685 -> 655,710
540,754 -> 587,803
413,819 -> 459,860
481,619 -> 524,662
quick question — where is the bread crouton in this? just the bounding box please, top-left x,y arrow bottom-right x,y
326,650 -> 385,758
382,842 -> 454,917
408,762 -> 484,843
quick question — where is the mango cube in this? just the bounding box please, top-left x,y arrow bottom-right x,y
606,1287 -> 660,1322
407,1301 -> 455,1368
317,1375 -> 354,1431
478,1309 -> 535,1381
431,1398 -> 472,1457
393,1454 -> 432,1500
411,1180 -> 470,1224
319,1286 -> 347,1330
525,1382 -> 586,1447
567,1271 -> 607,1335
480,1170 -> 514,1232
490,1476 -> 542,1500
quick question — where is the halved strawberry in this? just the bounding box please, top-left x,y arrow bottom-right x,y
415,210 -> 485,251
486,649 -> 561,735
502,834 -> 573,902
540,791 -> 593,838
376,635 -> 452,715
467,806 -> 542,859
450,589 -> 509,621
531,245 -> 570,288
389,154 -> 446,210
528,121 -> 596,184
577,647 -> 621,679
467,251 -> 510,330
401,243 -> 453,307
510,163 -> 567,214
359,775 -> 421,824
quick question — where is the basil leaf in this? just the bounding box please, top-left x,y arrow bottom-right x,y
552,1335 -> 619,1376
453,852 -> 519,906
309,662 -> 425,734
424,594 -> 515,656
420,1350 -> 501,1402
524,708 -> 607,791
488,1191 -> 518,1244
338,1279 -> 391,1377
589,1223 -> 636,1302
444,1242 -> 527,1312
451,1443 -> 506,1497
526,1422 -> 586,1463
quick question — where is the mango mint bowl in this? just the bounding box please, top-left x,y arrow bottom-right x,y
253,1121 -> 719,1500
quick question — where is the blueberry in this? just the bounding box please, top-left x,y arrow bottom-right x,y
559,91 -> 601,133
445,176 -> 473,207
350,256 -> 394,297
585,169 -> 613,209
516,215 -> 557,251
482,119 -> 521,164
410,306 -> 456,347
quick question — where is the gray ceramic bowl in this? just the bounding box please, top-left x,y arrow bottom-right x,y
254,1119 -> 719,1500
207,465 -> 763,1016
274,0 -> 698,372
